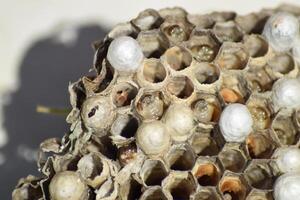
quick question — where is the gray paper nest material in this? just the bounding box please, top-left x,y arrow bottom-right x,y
13,4 -> 300,200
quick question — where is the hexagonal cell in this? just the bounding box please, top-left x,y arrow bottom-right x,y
187,14 -> 215,29
192,157 -> 223,187
218,144 -> 248,173
219,72 -> 249,104
162,103 -> 195,142
209,11 -> 236,23
162,171 -> 197,200
246,131 -> 276,159
110,114 -> 139,139
213,21 -> 243,42
82,61 -> 115,95
246,189 -> 273,200
165,144 -> 196,171
77,152 -> 111,188
190,93 -> 221,123
189,126 -> 223,156
166,76 -> 194,99
219,172 -> 249,200
244,160 -> 276,190
141,59 -> 167,84
192,187 -> 222,200
193,63 -> 220,85
243,35 -> 269,58
267,53 -> 296,77
158,7 -> 187,19
216,42 -> 249,70
246,94 -> 272,130
137,29 -> 169,58
136,120 -> 171,157
98,135 -> 118,160
163,46 -> 193,71
111,82 -> 138,107
13,176 -> 43,200
245,65 -> 274,93
107,22 -> 138,39
272,110 -> 300,145
186,29 -> 220,62
135,90 -> 167,120
160,17 -> 194,44
140,159 -> 168,186
139,186 -> 168,200
81,96 -> 115,132
119,176 -> 143,200
235,13 -> 266,34
131,9 -> 163,31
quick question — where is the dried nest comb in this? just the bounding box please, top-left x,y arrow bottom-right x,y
13,4 -> 300,200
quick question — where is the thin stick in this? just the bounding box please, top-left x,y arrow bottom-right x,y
36,105 -> 71,116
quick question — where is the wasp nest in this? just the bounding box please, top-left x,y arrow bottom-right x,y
13,4 -> 300,200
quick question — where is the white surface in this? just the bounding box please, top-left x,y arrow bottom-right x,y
274,172 -> 300,200
274,147 -> 300,173
164,104 -> 195,141
136,121 -> 170,155
107,36 -> 144,72
219,103 -> 253,142
263,12 -> 300,51
272,78 -> 300,110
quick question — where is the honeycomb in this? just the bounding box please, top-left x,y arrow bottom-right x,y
13,4 -> 300,200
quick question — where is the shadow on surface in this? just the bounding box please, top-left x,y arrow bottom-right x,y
1,24 -> 107,199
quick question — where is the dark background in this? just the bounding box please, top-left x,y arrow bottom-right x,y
0,25 -> 106,199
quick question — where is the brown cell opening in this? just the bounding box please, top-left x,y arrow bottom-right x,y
169,149 -> 195,171
268,53 -> 294,75
144,162 -> 168,186
195,163 -> 219,186
218,149 -> 246,173
85,155 -> 103,179
245,164 -> 275,190
274,128 -> 299,146
170,179 -> 195,200
112,83 -> 138,107
272,116 -> 299,145
190,133 -> 221,156
198,140 -> 220,156
194,63 -> 220,85
193,189 -> 219,200
220,88 -> 243,104
214,21 -> 243,42
127,179 -> 143,200
244,35 -> 268,58
165,46 -> 192,71
216,45 -> 248,70
143,59 -> 167,83
220,178 -> 246,200
167,76 -> 194,99
246,133 -> 274,159
143,189 -> 168,200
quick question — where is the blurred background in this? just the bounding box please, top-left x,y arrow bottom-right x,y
1,0 -> 300,199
